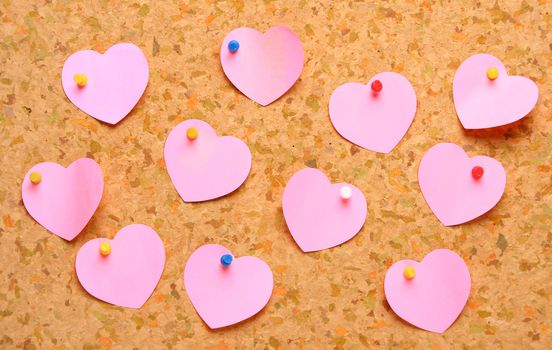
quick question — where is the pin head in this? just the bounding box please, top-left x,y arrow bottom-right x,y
73,74 -> 88,87
99,241 -> 111,256
340,186 -> 352,200
228,40 -> 240,53
29,172 -> 42,185
472,166 -> 484,180
403,266 -> 416,280
371,79 -> 383,93
186,127 -> 198,141
486,68 -> 498,80
220,254 -> 233,266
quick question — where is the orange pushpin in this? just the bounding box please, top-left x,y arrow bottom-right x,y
486,68 -> 498,80
403,266 -> 416,280
29,172 -> 42,185
187,127 -> 198,140
99,242 -> 111,256
73,74 -> 88,87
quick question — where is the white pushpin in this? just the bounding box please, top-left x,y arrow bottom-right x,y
340,186 -> 352,200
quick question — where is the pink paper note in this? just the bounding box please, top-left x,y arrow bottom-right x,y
184,244 -> 273,329
384,249 -> 471,333
329,72 -> 417,154
282,168 -> 367,252
62,43 -> 149,124
21,158 -> 103,241
418,143 -> 506,226
220,26 -> 304,106
164,119 -> 251,202
75,224 -> 165,309
453,53 -> 538,129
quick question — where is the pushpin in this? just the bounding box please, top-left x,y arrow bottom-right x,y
220,254 -> 233,266
73,74 -> 88,87
403,266 -> 416,280
99,241 -> 111,256
371,79 -> 383,93
471,166 -> 484,180
186,127 -> 198,140
486,68 -> 498,80
228,40 -> 240,53
29,172 -> 42,185
340,186 -> 352,200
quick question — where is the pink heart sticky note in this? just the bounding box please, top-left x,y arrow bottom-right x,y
329,72 -> 417,153
75,224 -> 165,309
184,244 -> 273,329
164,119 -> 251,202
220,26 -> 304,106
418,143 -> 506,226
384,249 -> 471,333
453,53 -> 538,129
282,168 -> 367,252
21,158 -> 103,241
62,43 -> 149,124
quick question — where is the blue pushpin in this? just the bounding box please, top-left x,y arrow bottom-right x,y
220,254 -> 233,266
228,40 -> 239,53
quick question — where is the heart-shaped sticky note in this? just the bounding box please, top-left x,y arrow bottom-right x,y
453,53 -> 538,129
418,143 -> 506,226
75,224 -> 165,309
384,249 -> 471,333
282,168 -> 367,252
220,26 -> 304,106
22,158 -> 103,241
329,72 -> 417,153
164,119 -> 251,202
184,244 -> 273,329
62,43 -> 149,124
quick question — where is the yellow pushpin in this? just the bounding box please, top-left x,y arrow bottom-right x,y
29,172 -> 42,185
486,68 -> 498,80
99,242 -> 111,256
403,266 -> 416,280
73,74 -> 88,87
187,127 -> 198,140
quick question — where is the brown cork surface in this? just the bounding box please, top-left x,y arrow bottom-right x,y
1,0 -> 551,349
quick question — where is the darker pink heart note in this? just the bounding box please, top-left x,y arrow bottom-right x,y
75,224 -> 165,309
418,143 -> 506,226
282,168 -> 367,252
329,72 -> 417,154
164,119 -> 251,202
21,158 -> 103,241
220,26 -> 304,106
62,43 -> 149,124
184,244 -> 273,329
453,53 -> 538,129
384,249 -> 471,333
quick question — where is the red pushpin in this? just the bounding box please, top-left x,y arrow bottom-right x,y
471,166 -> 484,180
371,80 -> 383,93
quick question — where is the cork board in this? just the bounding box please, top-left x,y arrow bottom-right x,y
1,0 -> 551,349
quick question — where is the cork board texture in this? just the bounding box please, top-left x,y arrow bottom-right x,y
1,0 -> 551,349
